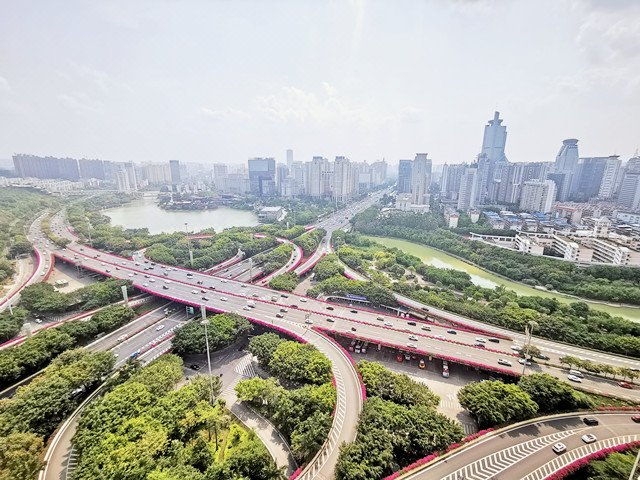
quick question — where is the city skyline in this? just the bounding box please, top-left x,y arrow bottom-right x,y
1,1 -> 639,165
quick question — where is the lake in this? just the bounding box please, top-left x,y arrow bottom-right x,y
365,235 -> 640,322
103,196 -> 259,235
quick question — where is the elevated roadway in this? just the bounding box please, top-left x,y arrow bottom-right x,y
405,412 -> 640,480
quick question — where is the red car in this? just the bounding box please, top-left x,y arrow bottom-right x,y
619,382 -> 634,389
632,416 -> 640,423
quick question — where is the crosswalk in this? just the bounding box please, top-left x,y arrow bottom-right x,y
234,354 -> 258,378
440,392 -> 460,410
440,429 -> 582,480
522,434 -> 640,480
64,447 -> 78,480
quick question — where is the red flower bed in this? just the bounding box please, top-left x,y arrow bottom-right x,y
288,465 -> 305,480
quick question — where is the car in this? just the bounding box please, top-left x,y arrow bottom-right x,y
106,269 -> 111,273
569,369 -> 584,378
144,274 -> 150,278
384,321 -> 393,327
190,364 -> 201,371
552,443 -> 567,454
143,283 -> 149,287
280,308 -> 288,313
121,261 -> 126,265
474,342 -> 486,348
100,262 -> 106,266
276,313 -> 284,318
305,318 -> 313,324
221,279 -> 228,283
406,342 -> 417,349
350,309 -> 358,314
281,294 -> 289,298
421,325 -> 431,331
34,318 -> 42,324
567,374 -> 582,383
376,316 -> 384,321
326,317 -> 335,322
164,280 -> 171,284
162,285 -> 169,290
156,324 -> 165,331
115,266 -> 120,270
435,334 -> 445,340
498,358 -> 512,367
446,329 -> 457,335
191,290 -> 198,294
511,345 -> 523,351
300,298 -> 307,302
408,334 -> 418,341
219,297 -> 227,301
351,326 -> 357,332
243,306 -> 251,311
475,337 -> 486,343
186,273 -> 193,277
209,286 -> 216,290
619,382 -> 634,389
419,359 -> 426,369
128,273 -> 134,277
149,279 -> 155,283
197,280 -> 203,285
581,434 -> 597,444
487,337 -> 500,343
407,321 -> 416,326
290,304 -> 299,309
252,293 -> 259,297
326,306 -> 334,311
518,358 -> 531,365
583,417 -> 599,426
632,416 -> 640,423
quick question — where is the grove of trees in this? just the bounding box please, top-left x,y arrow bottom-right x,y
171,313 -> 252,355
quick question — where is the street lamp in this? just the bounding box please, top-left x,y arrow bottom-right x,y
185,222 -> 194,267
200,315 -> 215,405
522,320 -> 539,375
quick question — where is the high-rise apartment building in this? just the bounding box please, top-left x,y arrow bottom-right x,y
370,161 -> 388,186
78,159 -> 106,180
13,154 -> 81,181
333,156 -> 354,202
598,156 -> 622,199
457,166 -> 479,211
286,149 -> 294,169
410,153 -> 432,206
140,163 -> 171,185
306,156 -> 331,198
169,160 -> 181,191
397,160 -> 413,193
212,163 -> 228,191
519,180 -> 556,213
440,163 -> 467,201
276,163 -> 289,196
248,157 -> 276,196
617,156 -> 640,211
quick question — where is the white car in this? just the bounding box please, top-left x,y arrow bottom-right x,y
511,345 -> 523,352
221,279 -> 228,283
156,324 -> 165,331
383,321 -> 393,327
191,290 -> 198,294
241,284 -> 247,288
408,334 -> 418,341
435,335 -> 445,340
143,283 -> 149,287
242,306 -> 251,311
406,342 -> 417,349
498,358 -> 512,367
121,261 -> 127,265
475,337 -> 486,343
100,262 -> 106,266
305,318 -> 313,324
581,434 -> 597,444
220,297 -> 228,302
567,374 -> 582,383
149,279 -> 156,283
518,358 -> 532,366
552,443 -> 566,454
117,334 -> 127,341
300,298 -> 307,302
128,273 -> 134,277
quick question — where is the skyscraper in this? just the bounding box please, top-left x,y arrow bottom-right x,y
286,149 -> 294,169
169,160 -> 181,191
276,163 -> 289,196
440,163 -> 466,201
333,156 -> 354,202
13,154 -> 81,181
248,157 -> 276,196
570,157 -> 609,202
550,139 -> 579,201
410,153 -> 432,205
397,160 -> 413,193
475,112 -> 509,205
457,166 -> 479,211
598,156 -> 622,199
617,156 -> 640,210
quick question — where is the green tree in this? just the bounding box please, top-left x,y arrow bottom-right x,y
248,333 -> 284,367
458,380 -> 539,428
0,432 -> 44,480
518,373 -> 590,413
269,341 -> 332,385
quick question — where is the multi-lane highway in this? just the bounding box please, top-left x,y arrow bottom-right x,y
407,413 -> 640,480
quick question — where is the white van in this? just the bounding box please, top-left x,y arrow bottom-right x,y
569,369 -> 584,378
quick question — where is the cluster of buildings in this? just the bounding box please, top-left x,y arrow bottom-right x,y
435,112 -> 639,216
211,153 -> 388,201
10,152 -> 388,201
396,153 -> 432,213
472,217 -> 640,266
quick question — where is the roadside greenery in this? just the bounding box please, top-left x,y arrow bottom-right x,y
254,243 -> 293,277
268,272 -> 300,292
73,354 -> 281,480
352,207 -> 640,305
336,362 -> 463,480
236,334 -> 336,464
171,313 -> 253,355
293,229 -> 325,256
0,349 -> 114,480
458,375 -> 595,429
565,448 -> 638,480
0,305 -> 135,388
559,356 -> 640,381
311,254 -> 344,281
0,307 -> 29,343
307,275 -> 398,307
0,188 -> 60,284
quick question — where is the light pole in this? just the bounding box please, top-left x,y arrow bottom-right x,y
86,218 -> 93,248
200,307 -> 215,405
185,222 -> 194,267
522,320 -> 538,375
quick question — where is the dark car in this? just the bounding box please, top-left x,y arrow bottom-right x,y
537,354 -> 551,360
407,321 -> 417,326
326,306 -> 334,311
190,364 -> 201,371
488,337 -> 500,343
281,294 -> 289,298
446,329 -> 457,335
583,417 -> 599,426
162,285 -> 169,290
350,309 -> 358,314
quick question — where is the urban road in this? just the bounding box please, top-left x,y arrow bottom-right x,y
36,194 -> 640,479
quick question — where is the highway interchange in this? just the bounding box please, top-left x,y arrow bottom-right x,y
27,194 -> 640,479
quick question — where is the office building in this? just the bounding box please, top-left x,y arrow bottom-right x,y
410,153 -> 432,206
397,160 -> 413,193
519,180 -> 556,213
286,149 -> 294,169
570,157 -> 609,202
169,160 -> 181,191
549,139 -> 579,201
475,112 -> 509,204
276,163 -> 289,196
371,161 -> 388,186
617,156 -> 640,210
248,157 -> 276,196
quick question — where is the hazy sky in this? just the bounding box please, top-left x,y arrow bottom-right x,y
1,1 -> 639,166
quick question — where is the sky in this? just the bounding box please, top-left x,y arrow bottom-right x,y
1,0 -> 639,167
